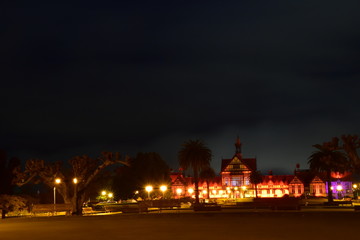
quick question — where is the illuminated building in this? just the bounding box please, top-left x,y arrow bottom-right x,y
170,137 -> 356,200
220,137 -> 256,198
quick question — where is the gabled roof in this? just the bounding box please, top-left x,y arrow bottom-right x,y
199,176 -> 222,185
171,172 -> 221,187
261,175 -> 294,185
221,159 -> 232,172
294,169 -> 315,186
170,172 -> 187,185
221,154 -> 257,173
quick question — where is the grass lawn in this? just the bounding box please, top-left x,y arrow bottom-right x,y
1,211 -> 359,240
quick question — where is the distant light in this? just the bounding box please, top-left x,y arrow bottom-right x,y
234,187 -> 238,191
353,184 -> 358,189
108,192 -> 113,198
73,178 -> 78,184
145,185 -> 153,193
101,191 -> 107,196
242,186 -> 247,191
202,190 -> 207,194
330,186 -> 334,190
135,191 -> 139,194
212,190 -> 217,194
55,178 -> 61,184
219,190 -> 224,195
176,188 -> 182,194
160,185 -> 167,192
188,188 -> 194,194
336,185 -> 343,191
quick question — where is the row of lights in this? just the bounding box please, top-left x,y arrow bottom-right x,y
53,177 -> 78,206
101,191 -> 114,199
145,185 -> 168,198
54,177 -> 78,185
144,185 -> 248,196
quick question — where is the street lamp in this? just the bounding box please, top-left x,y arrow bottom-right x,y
160,185 -> 167,199
176,188 -> 182,198
145,185 -> 153,199
202,189 -> 207,195
336,185 -> 343,199
54,178 -> 61,213
188,188 -> 194,196
73,178 -> 78,214
108,192 -> 114,200
353,184 -> 358,199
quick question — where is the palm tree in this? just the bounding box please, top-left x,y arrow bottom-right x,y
200,167 -> 216,200
308,143 -> 348,203
341,135 -> 360,172
178,139 -> 212,205
249,170 -> 262,198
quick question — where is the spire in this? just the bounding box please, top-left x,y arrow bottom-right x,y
235,136 -> 242,154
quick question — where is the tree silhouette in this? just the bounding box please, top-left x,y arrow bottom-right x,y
178,140 -> 212,205
249,170 -> 263,198
340,135 -> 360,172
0,195 -> 27,219
200,167 -> 216,200
0,150 -> 21,195
308,143 -> 348,203
13,152 -> 129,215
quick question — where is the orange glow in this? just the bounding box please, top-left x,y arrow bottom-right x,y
331,171 -> 351,179
145,185 -> 153,192
160,185 -> 167,192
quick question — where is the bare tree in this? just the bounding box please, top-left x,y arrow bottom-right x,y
13,152 -> 129,215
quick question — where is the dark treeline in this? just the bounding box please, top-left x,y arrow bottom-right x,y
0,150 -> 21,195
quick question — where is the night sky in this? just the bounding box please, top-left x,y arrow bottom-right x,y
2,1 -> 360,175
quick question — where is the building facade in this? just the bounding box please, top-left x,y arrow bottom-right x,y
170,138 -> 356,200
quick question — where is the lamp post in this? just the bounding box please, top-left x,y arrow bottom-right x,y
234,187 -> 238,198
242,186 -> 247,198
108,192 -> 114,200
353,184 -> 358,199
188,188 -> 194,197
160,185 -> 167,199
145,185 -> 153,200
54,178 -> 61,214
73,178 -> 78,214
176,188 -> 182,199
336,185 -> 343,199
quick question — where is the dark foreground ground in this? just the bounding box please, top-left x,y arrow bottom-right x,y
1,211 -> 359,240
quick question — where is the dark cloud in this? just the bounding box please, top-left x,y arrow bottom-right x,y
1,0 -> 359,174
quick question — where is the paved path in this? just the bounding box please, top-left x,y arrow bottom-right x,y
1,211 -> 359,240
